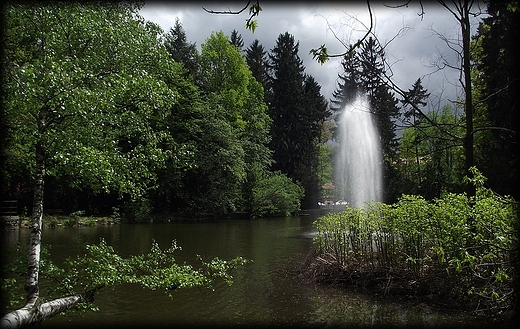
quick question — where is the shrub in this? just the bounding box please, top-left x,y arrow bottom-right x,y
250,171 -> 304,217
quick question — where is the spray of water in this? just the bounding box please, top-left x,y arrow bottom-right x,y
335,93 -> 383,207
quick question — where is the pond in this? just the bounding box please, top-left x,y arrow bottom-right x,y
1,211 -> 512,328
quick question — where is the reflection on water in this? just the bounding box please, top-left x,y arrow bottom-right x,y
1,212 -> 513,328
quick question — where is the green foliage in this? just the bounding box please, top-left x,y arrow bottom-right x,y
2,240 -> 249,312
317,143 -> 334,194
122,198 -> 152,222
309,45 -> 329,65
244,2 -> 262,33
163,18 -> 199,78
268,32 -> 329,208
175,30 -> 272,216
3,2 -> 182,200
313,168 -> 516,312
471,2 -> 520,200
250,171 -> 304,218
396,104 -> 466,198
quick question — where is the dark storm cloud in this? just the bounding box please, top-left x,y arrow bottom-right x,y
140,1 -> 485,109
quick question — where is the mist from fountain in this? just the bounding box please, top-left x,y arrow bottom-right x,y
335,93 -> 383,208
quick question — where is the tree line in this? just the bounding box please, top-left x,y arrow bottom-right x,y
1,1 -> 518,326
0,3 -> 329,221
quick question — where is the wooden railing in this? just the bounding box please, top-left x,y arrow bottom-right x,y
0,200 -> 18,216
0,200 -> 19,229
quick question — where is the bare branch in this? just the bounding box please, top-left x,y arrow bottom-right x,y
202,1 -> 251,15
310,0 -> 374,63
332,0 -> 373,58
384,0 -> 425,20
202,1 -> 261,32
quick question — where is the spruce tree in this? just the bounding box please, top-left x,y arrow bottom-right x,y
474,2 -> 520,200
332,37 -> 400,202
299,75 -> 330,208
267,32 -> 306,179
230,29 -> 244,51
245,39 -> 269,98
267,32 -> 329,208
163,18 -> 199,78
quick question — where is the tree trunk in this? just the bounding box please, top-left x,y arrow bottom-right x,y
0,110 -> 50,329
24,141 -> 44,306
0,295 -> 82,329
461,0 -> 475,199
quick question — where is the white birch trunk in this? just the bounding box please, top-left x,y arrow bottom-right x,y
0,295 -> 82,329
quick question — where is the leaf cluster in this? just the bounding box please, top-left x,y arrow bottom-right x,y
250,170 -> 304,218
2,239 -> 250,312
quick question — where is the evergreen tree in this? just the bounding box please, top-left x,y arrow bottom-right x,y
267,32 -> 306,179
230,29 -> 244,51
163,18 -> 199,78
245,39 -> 269,99
299,75 -> 330,208
402,78 -> 430,121
331,37 -> 400,202
396,78 -> 431,195
357,37 -> 400,158
267,32 -> 329,208
330,48 -> 360,112
473,2 -> 520,200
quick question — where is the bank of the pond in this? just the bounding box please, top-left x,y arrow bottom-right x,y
17,215 -> 120,228
18,209 -> 330,229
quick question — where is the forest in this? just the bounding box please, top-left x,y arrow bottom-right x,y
1,0 -> 519,327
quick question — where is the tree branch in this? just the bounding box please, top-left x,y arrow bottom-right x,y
202,1 -> 261,32
384,0 -> 426,20
202,1 -> 251,15
0,295 -> 81,329
310,0 -> 373,63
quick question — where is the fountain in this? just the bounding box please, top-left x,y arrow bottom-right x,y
335,93 -> 383,207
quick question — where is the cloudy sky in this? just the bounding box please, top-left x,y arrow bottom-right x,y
140,1 -> 486,113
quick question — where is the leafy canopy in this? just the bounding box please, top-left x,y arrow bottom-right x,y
3,2 -> 183,199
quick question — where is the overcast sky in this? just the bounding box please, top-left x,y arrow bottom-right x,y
140,1 -> 486,113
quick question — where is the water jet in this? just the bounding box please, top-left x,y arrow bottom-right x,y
335,93 -> 383,207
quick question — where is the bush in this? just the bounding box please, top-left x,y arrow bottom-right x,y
122,198 -> 152,222
311,168 -> 517,314
250,171 -> 304,217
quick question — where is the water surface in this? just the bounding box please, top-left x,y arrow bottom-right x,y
2,213 -> 512,328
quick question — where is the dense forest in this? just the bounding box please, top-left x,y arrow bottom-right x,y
0,4 -> 324,220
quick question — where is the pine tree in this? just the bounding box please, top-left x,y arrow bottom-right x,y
332,37 -> 399,158
474,2 -> 520,200
398,78 -> 430,194
332,37 -> 400,202
402,78 -> 430,122
267,32 -> 306,179
299,75 -> 330,208
267,32 -> 329,208
330,48 -> 360,113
